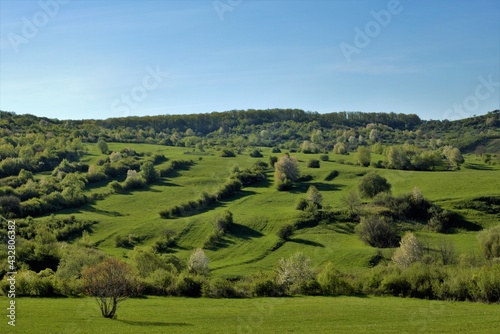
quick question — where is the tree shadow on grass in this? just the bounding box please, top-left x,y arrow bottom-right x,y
117,319 -> 193,327
229,223 -> 264,240
290,182 -> 343,194
289,238 -> 324,247
463,163 -> 494,171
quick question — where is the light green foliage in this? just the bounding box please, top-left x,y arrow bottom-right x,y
97,139 -> 109,154
478,225 -> 500,260
276,252 -> 314,294
306,185 -> 322,207
357,146 -> 371,167
392,232 -> 423,268
274,154 -> 300,190
333,142 -> 346,154
140,161 -> 159,184
188,248 -> 210,276
358,172 -> 391,198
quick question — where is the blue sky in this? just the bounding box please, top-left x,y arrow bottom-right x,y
0,0 -> 498,120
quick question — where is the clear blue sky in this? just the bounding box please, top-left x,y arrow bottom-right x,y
1,0 -> 499,120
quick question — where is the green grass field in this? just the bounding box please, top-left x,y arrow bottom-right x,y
9,142 -> 499,333
2,296 -> 499,334
58,143 -> 500,276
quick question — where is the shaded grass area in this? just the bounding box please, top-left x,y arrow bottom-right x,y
2,296 -> 499,334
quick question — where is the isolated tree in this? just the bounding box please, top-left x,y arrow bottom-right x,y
82,257 -> 137,319
443,145 -> 464,169
97,139 -> 109,154
358,172 -> 391,198
355,215 -> 398,248
357,146 -> 371,167
392,232 -> 423,268
306,185 -> 322,207
140,161 -> 159,184
274,154 -> 300,190
341,191 -> 362,218
188,248 -> 210,276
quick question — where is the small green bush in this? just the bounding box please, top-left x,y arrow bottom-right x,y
307,159 -> 320,168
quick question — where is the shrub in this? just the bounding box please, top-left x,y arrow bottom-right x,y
249,149 -> 263,158
274,155 -> 300,190
276,252 -> 315,294
104,181 -> 120,194
276,224 -> 295,241
123,170 -> 146,190
478,226 -> 500,260
188,248 -> 210,276
176,275 -> 203,297
355,215 -> 399,248
306,185 -> 322,207
271,147 -> 282,153
295,198 -> 309,211
253,279 -> 286,297
307,159 -> 320,168
320,154 -> 329,161
220,149 -> 236,157
269,156 -> 278,167
392,232 -> 423,268
202,278 -> 241,298
358,172 -> 391,198
317,263 -> 354,296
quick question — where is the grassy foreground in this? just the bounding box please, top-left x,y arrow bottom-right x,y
2,296 -> 499,333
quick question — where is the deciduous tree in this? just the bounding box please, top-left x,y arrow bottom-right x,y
82,257 -> 137,318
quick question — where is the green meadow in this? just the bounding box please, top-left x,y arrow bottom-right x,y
2,296 -> 499,334
68,143 -> 500,275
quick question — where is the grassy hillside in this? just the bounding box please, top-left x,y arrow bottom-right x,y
45,143 -> 499,277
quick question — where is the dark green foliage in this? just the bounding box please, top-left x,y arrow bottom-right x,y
358,173 -> 391,198
249,149 -> 263,158
176,276 -> 203,297
276,224 -> 295,241
320,154 -> 329,161
295,198 -> 309,210
355,216 -> 399,248
0,195 -> 21,217
203,278 -> 241,298
97,139 -> 109,154
307,159 -> 320,168
159,160 -> 195,177
253,279 -> 286,297
269,156 -> 278,167
220,148 -> 236,157
271,147 -> 282,153
140,161 -> 159,184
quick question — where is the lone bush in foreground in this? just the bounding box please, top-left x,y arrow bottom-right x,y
82,258 -> 137,319
358,172 -> 391,198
